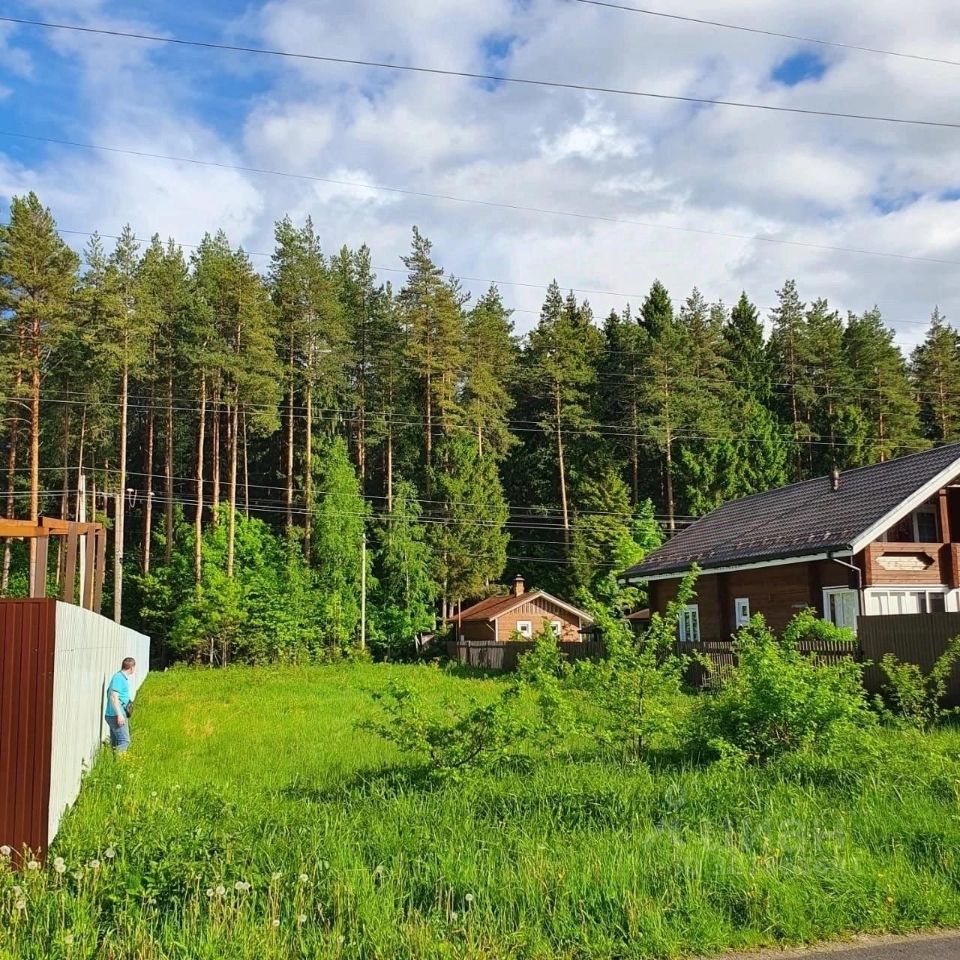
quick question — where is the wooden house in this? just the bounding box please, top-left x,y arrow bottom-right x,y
619,444 -> 960,641
452,575 -> 594,643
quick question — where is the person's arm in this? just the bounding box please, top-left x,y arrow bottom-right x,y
110,688 -> 125,726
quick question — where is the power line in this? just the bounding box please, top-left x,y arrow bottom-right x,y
5,132 -> 960,273
4,17 -> 960,130
571,0 -> 960,70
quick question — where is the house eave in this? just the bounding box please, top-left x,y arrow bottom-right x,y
620,549 -> 854,584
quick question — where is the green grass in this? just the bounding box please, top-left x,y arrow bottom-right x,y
3,663 -> 960,959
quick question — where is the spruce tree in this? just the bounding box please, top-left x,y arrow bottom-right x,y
463,285 -> 517,459
374,479 -> 436,657
398,228 -> 466,492
429,432 -> 508,614
844,307 -> 924,462
723,292 -> 771,403
911,308 -> 960,444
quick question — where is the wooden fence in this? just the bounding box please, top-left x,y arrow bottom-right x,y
446,639 -> 604,671
0,599 -> 149,862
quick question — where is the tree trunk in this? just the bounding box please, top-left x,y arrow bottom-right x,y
555,387 -> 570,550
143,408 -> 154,574
425,370 -> 433,499
664,379 -> 676,533
28,332 -> 40,593
242,408 -> 250,519
165,370 -> 174,564
286,342 -> 295,531
75,407 -> 87,521
226,399 -> 239,578
56,412 -> 70,588
211,384 -> 221,520
304,381 -> 313,561
2,360 -> 23,595
386,424 -> 394,513
194,376 -> 206,585
114,361 -> 128,623
631,397 -> 639,504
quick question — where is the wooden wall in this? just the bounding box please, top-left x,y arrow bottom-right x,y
650,559 -> 853,643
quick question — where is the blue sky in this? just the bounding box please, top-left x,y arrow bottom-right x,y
3,0 -> 960,350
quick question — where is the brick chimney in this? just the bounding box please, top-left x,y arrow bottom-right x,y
511,573 -> 525,597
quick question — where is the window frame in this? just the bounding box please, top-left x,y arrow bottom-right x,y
516,620 -> 533,639
913,504 -> 940,543
678,604 -> 700,644
734,597 -> 750,629
823,587 -> 859,632
867,586 -> 948,616
550,619 -> 563,637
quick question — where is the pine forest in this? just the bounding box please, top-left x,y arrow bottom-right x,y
2,192 -> 955,662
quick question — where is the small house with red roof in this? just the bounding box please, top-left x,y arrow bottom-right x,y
452,574 -> 594,643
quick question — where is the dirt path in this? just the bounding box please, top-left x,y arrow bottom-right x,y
724,930 -> 960,959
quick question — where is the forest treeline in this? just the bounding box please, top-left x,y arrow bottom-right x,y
1,192 -> 958,661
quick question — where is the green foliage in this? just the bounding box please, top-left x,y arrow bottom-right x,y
573,571 -> 696,758
373,480 -> 436,659
366,680 -> 523,779
878,636 -> 960,730
697,613 -> 871,763
310,437 -> 371,651
139,508 -> 327,664
782,607 -> 857,646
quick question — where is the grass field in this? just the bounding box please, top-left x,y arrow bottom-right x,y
3,663 -> 960,959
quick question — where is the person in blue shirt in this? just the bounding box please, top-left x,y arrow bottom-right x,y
105,657 -> 136,753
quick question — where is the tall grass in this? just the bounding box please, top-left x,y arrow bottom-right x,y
2,663 -> 960,959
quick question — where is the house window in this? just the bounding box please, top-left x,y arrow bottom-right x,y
551,620 -> 563,637
734,598 -> 750,629
516,621 -> 533,638
824,588 -> 858,632
914,506 -> 940,543
869,588 -> 947,615
678,605 -> 700,644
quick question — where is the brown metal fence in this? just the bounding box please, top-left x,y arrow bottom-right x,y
859,612 -> 960,705
446,640 -> 605,671
0,599 -> 56,862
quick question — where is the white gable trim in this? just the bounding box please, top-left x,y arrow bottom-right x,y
849,456 -> 960,554
621,551 -> 851,583
489,590 -> 595,625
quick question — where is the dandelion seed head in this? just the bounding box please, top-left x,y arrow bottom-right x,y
63,933 -> 75,945
215,885 -> 226,897
0,845 -> 11,858
114,784 -> 122,791
272,918 -> 280,928
12,885 -> 22,897
337,935 -> 346,945
451,911 -> 458,921
104,847 -> 116,860
297,914 -> 307,924
26,860 -> 39,871
206,887 -> 214,898
465,893 -> 474,903
150,791 -> 158,798
298,873 -> 309,883
53,857 -> 67,874
87,859 -> 100,871
13,898 -> 26,912
234,880 -> 245,892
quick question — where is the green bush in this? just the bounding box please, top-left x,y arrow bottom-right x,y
696,613 -> 871,764
878,636 -> 960,730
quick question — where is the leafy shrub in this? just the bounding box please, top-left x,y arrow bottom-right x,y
571,572 -> 695,759
782,607 -> 857,647
696,613 -> 871,764
365,680 -> 524,779
878,636 -> 960,730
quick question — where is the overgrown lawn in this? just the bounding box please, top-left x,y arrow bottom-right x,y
3,663 -> 960,959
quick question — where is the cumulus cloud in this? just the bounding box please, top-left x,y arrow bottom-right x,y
4,0 -> 960,351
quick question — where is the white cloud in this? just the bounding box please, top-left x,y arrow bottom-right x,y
6,0 -> 960,353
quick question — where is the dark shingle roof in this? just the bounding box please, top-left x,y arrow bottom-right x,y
621,443 -> 960,581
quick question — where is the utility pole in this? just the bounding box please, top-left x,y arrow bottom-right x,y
360,528 -> 367,651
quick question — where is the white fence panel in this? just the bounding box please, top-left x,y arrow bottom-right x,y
47,602 -> 150,843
